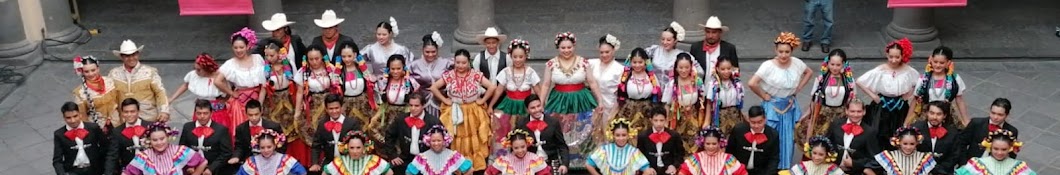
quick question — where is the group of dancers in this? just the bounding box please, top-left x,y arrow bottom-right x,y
52,9 -> 1039,175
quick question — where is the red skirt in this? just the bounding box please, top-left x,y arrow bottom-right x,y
286,138 -> 312,167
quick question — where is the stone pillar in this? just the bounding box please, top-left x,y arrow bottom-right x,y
883,8 -> 940,49
0,0 -> 42,66
673,0 -> 710,44
40,0 -> 85,51
249,0 -> 283,37
452,0 -> 496,51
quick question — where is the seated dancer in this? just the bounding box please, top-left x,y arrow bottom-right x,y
406,125 -> 474,175
789,136 -> 844,175
178,100 -> 233,174
384,94 -> 442,174
585,118 -> 654,175
324,131 -> 393,175
955,130 -> 1037,175
237,129 -> 308,175
486,129 -> 552,175
825,99 -> 880,175
121,122 -> 207,175
725,106 -> 779,175
53,102 -> 107,175
309,94 -> 363,173
514,94 -> 569,174
636,107 -> 685,175
231,100 -> 284,164
864,127 -> 936,175
679,127 -> 747,175
911,101 -> 961,174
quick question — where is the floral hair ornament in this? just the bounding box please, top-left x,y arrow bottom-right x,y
980,129 -> 1023,153
604,34 -> 621,50
338,131 -> 373,154
889,127 -> 924,147
195,53 -> 220,73
251,129 -> 287,153
554,32 -> 576,47
139,122 -> 180,149
389,17 -> 400,36
886,38 -> 913,63
695,127 -> 728,148
669,21 -> 687,41
774,32 -> 801,48
422,125 -> 454,146
803,135 -> 839,163
508,39 -> 531,54
72,55 -> 99,76
231,27 -> 259,48
502,129 -> 535,149
605,118 -> 637,141
431,31 -> 444,47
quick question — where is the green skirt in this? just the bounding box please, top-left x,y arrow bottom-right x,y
545,88 -> 597,114
496,96 -> 528,115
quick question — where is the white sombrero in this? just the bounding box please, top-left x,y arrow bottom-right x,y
262,13 -> 296,31
698,16 -> 729,31
475,27 -> 508,44
111,40 -> 144,56
313,10 -> 344,28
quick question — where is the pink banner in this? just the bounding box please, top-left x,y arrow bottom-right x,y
888,0 -> 967,8
178,0 -> 254,16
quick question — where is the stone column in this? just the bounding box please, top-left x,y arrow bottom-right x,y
40,0 -> 85,51
673,0 -> 710,44
452,0 -> 496,51
883,8 -> 940,49
249,0 -> 283,37
0,0 -> 42,66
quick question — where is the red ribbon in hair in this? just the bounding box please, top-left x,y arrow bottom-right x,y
195,53 -> 219,73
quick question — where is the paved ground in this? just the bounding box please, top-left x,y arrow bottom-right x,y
1,59 -> 1058,174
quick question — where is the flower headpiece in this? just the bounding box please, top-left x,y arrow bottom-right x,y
604,34 -> 621,50
695,127 -> 727,148
139,122 -> 180,148
554,32 -> 576,47
605,118 -> 637,140
669,21 -> 686,41
508,39 -> 530,54
890,127 -> 924,147
886,38 -> 913,63
980,129 -> 1023,153
502,129 -> 535,149
72,55 -> 98,76
231,27 -> 259,48
774,32 -> 801,48
430,31 -> 444,47
339,131 -> 374,154
251,129 -> 287,152
422,125 -> 454,146
195,53 -> 219,73
803,135 -> 839,163
389,17 -> 400,36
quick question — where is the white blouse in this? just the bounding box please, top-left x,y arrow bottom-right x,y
661,80 -> 701,106
338,69 -> 367,96
705,81 -> 740,107
589,59 -> 625,108
624,73 -> 656,100
914,74 -> 966,102
647,45 -> 703,83
267,65 -> 294,91
183,71 -> 223,100
753,57 -> 808,97
293,69 -> 335,93
220,54 -> 267,88
496,67 -> 541,92
362,43 -> 416,76
547,57 -> 589,85
376,78 -> 420,105
857,65 -> 919,97
810,75 -> 857,107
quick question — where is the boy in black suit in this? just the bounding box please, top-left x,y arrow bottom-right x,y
53,102 -> 107,175
308,94 -> 363,174
959,98 -> 1019,164
105,98 -> 146,175
825,100 -> 880,175
179,99 -> 233,175
384,94 -> 441,175
514,94 -> 569,174
726,106 -> 780,175
911,101 -> 961,175
229,99 -> 283,164
636,107 -> 685,175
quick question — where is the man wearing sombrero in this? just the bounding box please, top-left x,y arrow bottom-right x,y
310,10 -> 356,59
690,16 -> 740,79
471,27 -> 510,83
256,13 -> 307,71
108,40 -> 170,122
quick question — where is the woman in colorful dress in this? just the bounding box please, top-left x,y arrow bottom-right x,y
648,22 -> 703,84
335,42 -> 375,125
238,129 -> 308,175
72,55 -> 124,128
864,127 -> 936,175
590,34 -> 627,143
489,39 -> 540,158
222,27 -> 269,131
747,32 -> 814,169
363,17 -> 416,76
261,39 -> 312,165
410,32 -> 454,117
909,46 -> 967,128
486,129 -> 552,175
790,136 -> 844,175
373,54 -> 420,141
585,118 -> 653,175
705,56 -> 744,134
795,49 -> 855,145
678,127 -> 746,175
429,49 -> 497,173
295,45 -> 341,151
539,32 -> 605,161
406,125 -> 474,175
661,53 -> 706,153
616,47 -> 661,131
169,53 -> 237,136
122,122 -> 207,175
955,130 -> 1037,175
324,131 -> 392,175
856,38 -> 919,150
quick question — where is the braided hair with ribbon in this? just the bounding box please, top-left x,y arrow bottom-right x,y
502,129 -> 535,149
803,135 -> 839,163
73,55 -> 105,126
695,127 -> 727,149
916,46 -> 959,105
422,125 -> 454,147
668,53 -> 704,127
338,131 -> 374,155
605,118 -> 637,141
980,129 -> 1023,153
617,47 -> 660,107
709,56 -> 744,127
889,126 -> 924,147
813,49 -> 855,106
139,122 -> 181,149
251,129 -> 287,153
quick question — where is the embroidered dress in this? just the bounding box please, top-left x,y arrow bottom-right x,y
123,145 -> 206,175
646,45 -> 703,84
338,65 -> 374,125
222,55 -> 269,130
407,149 -> 474,175
868,150 -> 936,175
913,74 -> 966,127
410,57 -> 454,117
796,74 -> 855,145
789,161 -> 844,175
706,78 -> 745,135
237,153 -> 308,175
586,143 -> 650,175
544,56 -> 598,163
108,63 -> 169,121
956,157 -> 1037,175
439,70 -> 491,171
294,67 -> 340,145
857,65 -> 919,148
493,67 -> 541,159
678,151 -> 747,175
265,60 -> 311,165
616,71 -> 660,132
486,153 -> 551,175
323,155 -> 391,175
362,43 -> 416,75
661,79 -> 704,153
374,76 -> 420,141
73,76 -> 124,127
753,57 -> 809,168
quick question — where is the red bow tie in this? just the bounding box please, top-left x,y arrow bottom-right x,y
122,125 -> 146,139
250,126 -> 264,136
842,123 -> 863,136
193,126 -> 214,138
650,131 -> 671,144
989,124 -> 1001,132
930,126 -> 947,139
406,117 -> 424,128
65,128 -> 88,140
325,121 -> 342,133
527,120 -> 547,132
744,132 -> 768,143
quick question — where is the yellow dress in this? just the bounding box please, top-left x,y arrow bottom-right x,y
73,76 -> 124,126
439,71 -> 491,171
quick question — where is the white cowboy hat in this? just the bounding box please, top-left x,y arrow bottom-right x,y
475,27 -> 508,44
698,16 -> 729,31
313,10 -> 345,28
111,40 -> 144,56
261,13 -> 296,31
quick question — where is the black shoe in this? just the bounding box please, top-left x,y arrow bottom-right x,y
802,42 -> 812,51
821,44 -> 831,53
